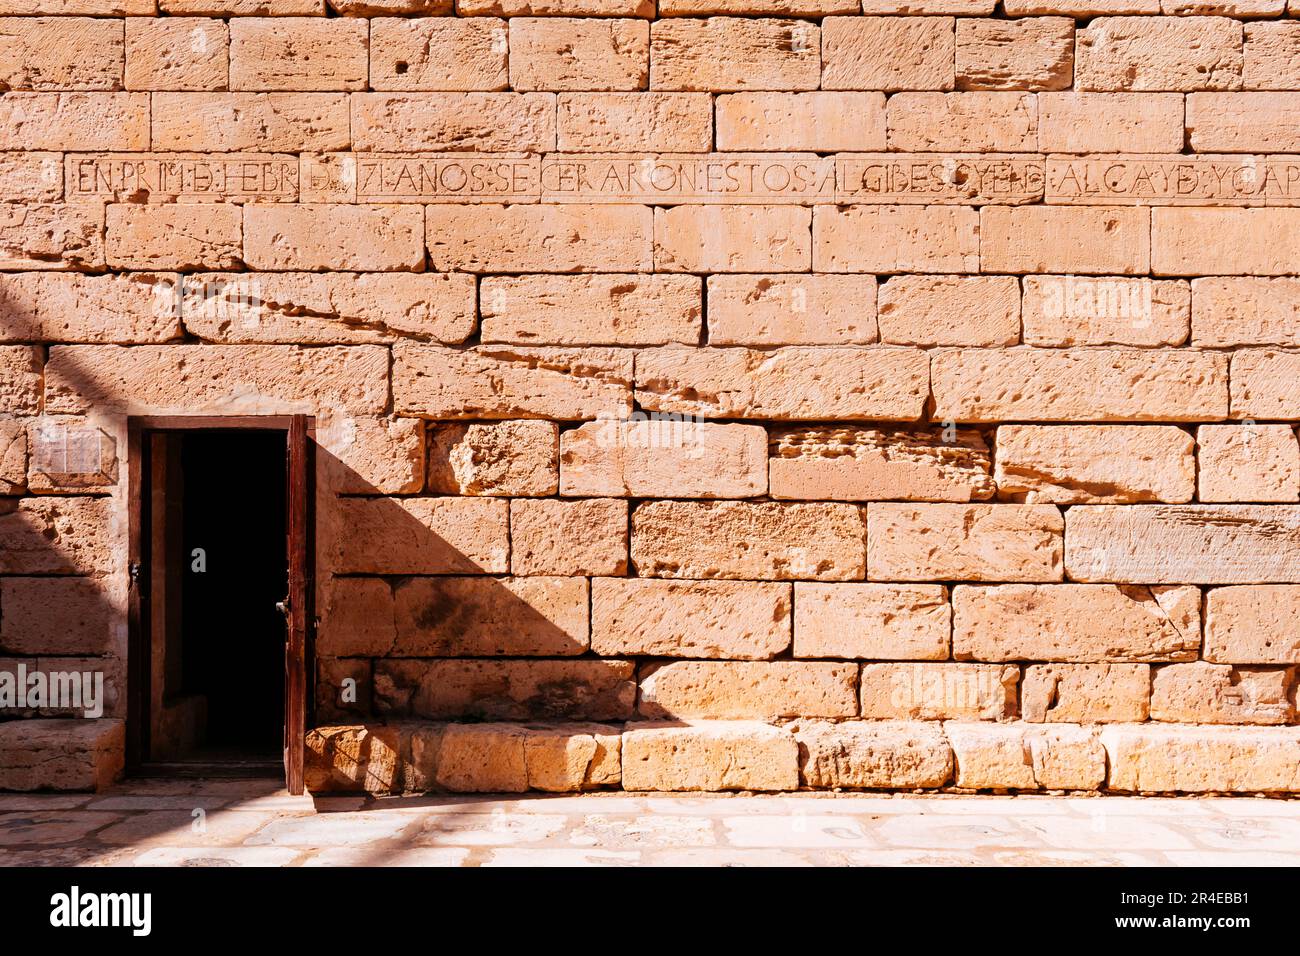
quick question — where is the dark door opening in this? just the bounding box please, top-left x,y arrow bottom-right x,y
127,417 -> 314,790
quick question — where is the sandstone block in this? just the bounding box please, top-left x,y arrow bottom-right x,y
327,496 -> 509,574
640,660 -> 856,720
152,92 -> 349,151
0,577 -> 117,656
813,205 -> 979,273
1023,664 -> 1151,722
245,204 -> 424,271
0,17 -> 123,91
511,17 -> 648,91
994,424 -> 1196,504
125,17 -> 227,91
953,584 -> 1201,661
1193,278 -> 1300,347
0,273 -> 181,344
1231,350 -> 1300,419
1187,92 -> 1300,151
948,723 -> 1105,790
931,348 -> 1227,422
315,658 -> 370,723
434,723 -> 528,793
0,497 -> 113,574
0,718 -> 123,791
482,274 -> 701,346
0,92 -> 149,150
793,583 -> 950,659
1197,424 -> 1300,503
632,500 -> 866,580
0,152 -> 61,202
1102,724 -> 1300,792
0,421 -> 23,493
1154,209 -> 1300,276
635,346 -> 929,420
351,92 -> 556,151
708,275 -> 875,347
229,16 -> 366,91
716,92 -> 886,151
305,725 -> 404,795
591,578 -> 791,659
956,17 -> 1073,91
622,721 -> 799,791
429,204 -> 651,272
511,497 -> 628,575
523,724 -> 622,792
867,503 -> 1063,582
821,16 -> 955,91
796,720 -> 953,789
376,660 -> 633,720
981,207 -> 1150,275
393,344 -> 633,420
654,205 -> 810,273
0,347 -> 41,416
45,344 -> 388,415
1243,21 -> 1300,92
1038,92 -> 1184,152
650,17 -> 819,91
770,426 -> 994,502
1204,585 -> 1300,665
1151,662 -> 1294,725
559,419 -> 767,498
105,204 -> 241,271
1021,276 -> 1189,348
370,16 -> 508,91
887,92 -> 1037,151
1076,16 -> 1242,91
860,662 -> 1018,720
878,275 -> 1019,347
1066,505 -> 1300,584
557,92 -> 711,151
0,203 -> 104,271
427,421 -> 558,496
316,578 -> 396,657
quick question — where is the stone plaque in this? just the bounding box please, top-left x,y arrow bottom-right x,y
540,154 -> 836,204
65,154 -> 299,202
835,154 -> 1044,204
1047,155 -> 1300,206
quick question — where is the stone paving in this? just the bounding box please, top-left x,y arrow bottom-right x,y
0,780 -> 1298,867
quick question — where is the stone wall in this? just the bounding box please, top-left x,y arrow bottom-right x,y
2,0 -> 1300,795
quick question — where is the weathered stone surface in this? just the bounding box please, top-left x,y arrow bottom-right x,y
0,497 -> 113,574
182,273 -> 475,344
315,658 -> 370,723
370,16 -> 508,91
376,659 -> 633,720
956,16 -> 1073,91
706,275 -> 877,346
650,18 -> 820,92
796,720 -> 953,789
435,723 -> 529,793
152,93 -> 349,151
1076,16 -> 1242,91
0,718 -> 123,791
1193,278 -> 1300,347
1038,92 -> 1184,152
1151,662 -> 1294,725
429,203 -> 650,272
229,16 -> 367,91
954,584 -> 1200,662
0,203 -> 103,271
305,725 -> 404,795
1197,424 -> 1300,503
1102,724 -> 1300,792
793,583 -> 950,659
0,577 -> 117,655
125,17 -> 227,92
393,344 -> 633,420
511,17 -> 649,91
1,347 -> 42,416
1022,663 -> 1152,722
860,662 -> 1017,720
622,721 -> 799,791
481,274 -> 701,346
878,275 -> 1019,347
1205,585 -> 1300,664
1186,92 -> 1300,152
0,273 -> 180,344
1021,276 -> 1190,348
317,414 -> 424,494
352,92 -> 556,152
814,205 -> 979,273
327,497 -> 509,574
106,204 -> 241,270
427,421 -> 558,496
715,91 -> 885,151
45,345 -> 389,415
639,661 -> 857,719
994,425 -> 1196,504
981,207 -> 1150,275
316,578 -> 396,657
867,503 -> 1063,582
0,92 -> 149,150
511,497 -> 628,575
524,723 -> 622,792
557,92 -> 711,151
0,17 -> 124,91
821,15 -> 955,91
0,151 -> 61,202
1154,209 -> 1300,277
560,419 -> 766,498
888,92 -> 1037,151
1066,505 -> 1300,584
634,346 -> 929,421
654,205 -> 810,273
931,348 -> 1227,423
632,500 -> 866,580
591,578 -> 791,659
245,204 -> 424,271
947,723 -> 1106,790
1230,350 -> 1300,420
0,420 -> 23,494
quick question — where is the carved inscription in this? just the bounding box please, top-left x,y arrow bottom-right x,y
1048,155 -> 1300,206
540,154 -> 835,204
66,154 -> 299,202
302,153 -> 540,202
835,155 -> 1044,204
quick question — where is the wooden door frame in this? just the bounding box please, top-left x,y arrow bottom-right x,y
126,415 -> 316,793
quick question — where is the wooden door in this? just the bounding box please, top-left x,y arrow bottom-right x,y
283,415 -> 314,794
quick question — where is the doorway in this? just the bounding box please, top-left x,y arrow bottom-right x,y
127,416 -> 314,793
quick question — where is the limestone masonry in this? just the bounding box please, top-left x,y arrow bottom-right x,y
2,0 -> 1300,797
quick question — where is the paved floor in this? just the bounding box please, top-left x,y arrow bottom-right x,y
1,780 -> 1298,866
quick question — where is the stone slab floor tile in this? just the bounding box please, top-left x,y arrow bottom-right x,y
723,815 -> 879,849
96,811 -> 279,847
0,811 -> 121,846
874,815 -> 1044,850
129,847 -> 305,867
243,812 -> 417,847
413,813 -> 568,846
1019,816 -> 1196,851
482,849 -> 641,866
570,814 -> 717,848
302,847 -> 472,867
